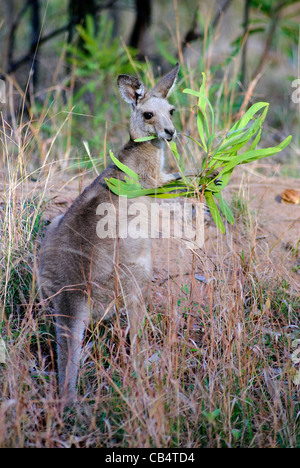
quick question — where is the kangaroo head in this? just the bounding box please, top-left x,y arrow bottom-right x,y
117,63 -> 180,142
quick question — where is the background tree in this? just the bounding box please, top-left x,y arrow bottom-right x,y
129,0 -> 151,60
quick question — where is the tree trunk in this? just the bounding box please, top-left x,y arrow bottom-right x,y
129,0 -> 151,60
68,0 -> 97,44
29,0 -> 40,87
241,0 -> 250,88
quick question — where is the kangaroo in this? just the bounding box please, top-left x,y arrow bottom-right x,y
38,63 -> 191,401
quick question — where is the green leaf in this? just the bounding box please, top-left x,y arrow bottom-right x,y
214,192 -> 235,224
207,132 -> 216,151
232,429 -> 241,440
134,136 -> 157,142
109,150 -> 139,181
124,176 -> 141,187
170,140 -> 180,162
213,126 -> 254,156
207,167 -> 234,192
215,104 -> 268,157
205,191 -> 225,234
184,73 -> 215,144
197,111 -> 207,151
170,141 -> 191,185
105,177 -> 192,199
203,408 -> 221,423
183,88 -> 204,99
230,102 -> 269,133
184,79 -> 214,139
248,127 -> 262,151
201,95 -> 215,136
183,134 -> 206,152
217,135 -> 292,178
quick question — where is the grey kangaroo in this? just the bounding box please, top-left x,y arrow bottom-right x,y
38,63 -> 210,401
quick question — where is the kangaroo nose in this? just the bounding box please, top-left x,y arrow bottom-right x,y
164,128 -> 175,137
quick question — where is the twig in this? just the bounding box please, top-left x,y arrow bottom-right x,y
6,0 -> 31,72
29,0 -> 41,87
7,22 -> 73,74
235,72 -> 263,121
236,0 -> 286,120
253,12 -> 279,78
158,271 -> 207,287
181,0 -> 233,52
6,0 -> 119,75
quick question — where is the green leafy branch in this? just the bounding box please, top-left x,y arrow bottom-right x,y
106,73 -> 292,234
106,149 -> 193,199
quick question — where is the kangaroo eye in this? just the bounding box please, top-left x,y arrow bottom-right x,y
170,109 -> 175,116
143,112 -> 153,120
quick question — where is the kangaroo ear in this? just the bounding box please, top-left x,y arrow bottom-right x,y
150,63 -> 180,98
117,75 -> 145,106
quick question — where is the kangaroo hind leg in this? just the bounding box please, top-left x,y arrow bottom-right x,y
55,295 -> 89,402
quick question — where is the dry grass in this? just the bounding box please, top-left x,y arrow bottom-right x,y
0,56 -> 299,448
